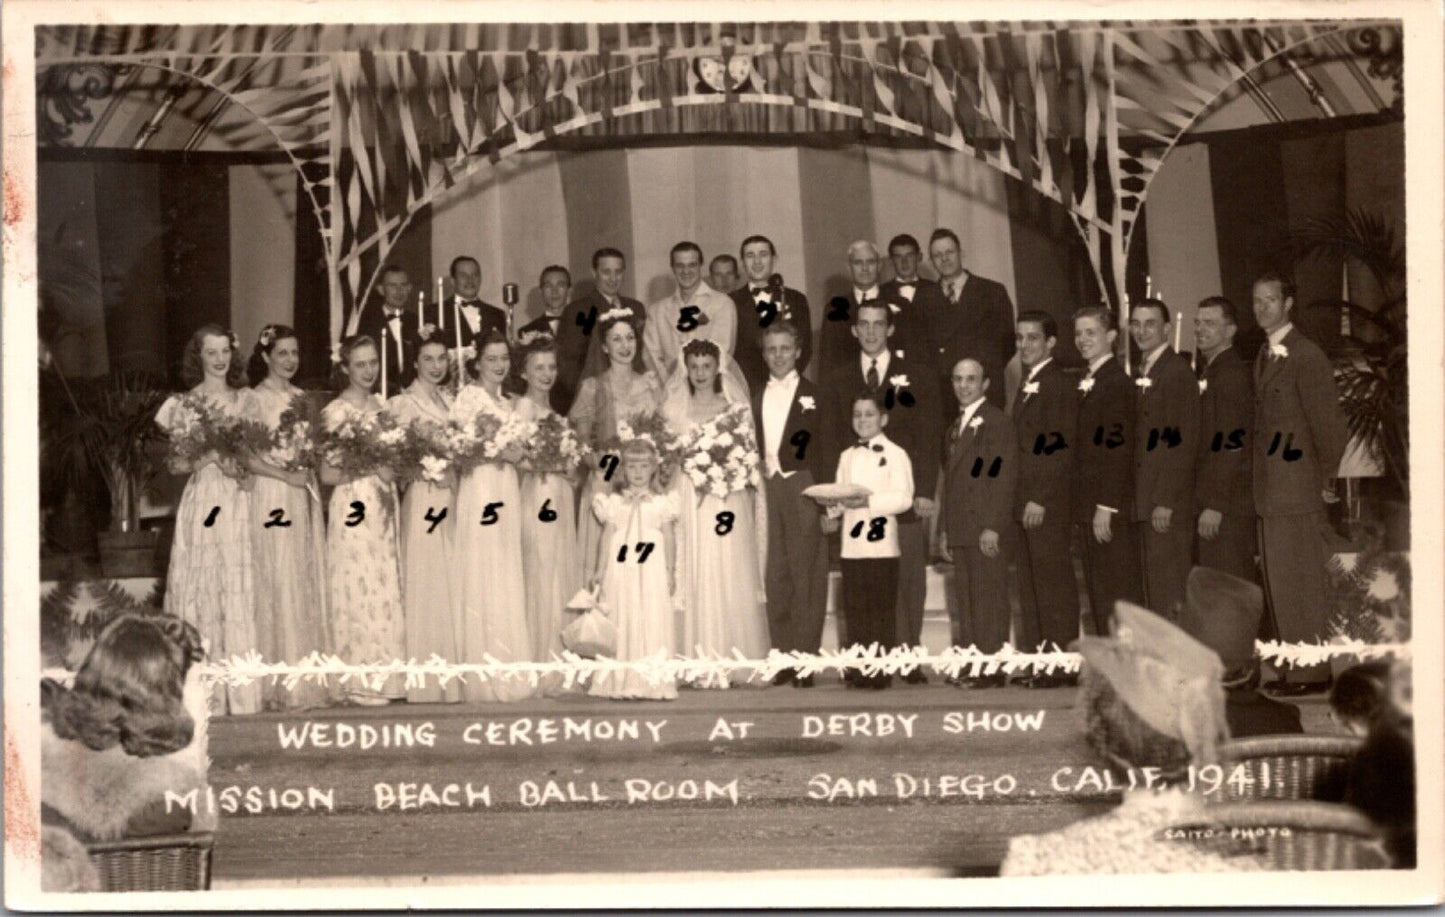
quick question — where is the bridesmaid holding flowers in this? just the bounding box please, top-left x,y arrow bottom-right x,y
514,338 -> 583,693
387,329 -> 463,704
245,324 -> 330,710
319,334 -> 406,706
156,324 -> 261,715
449,330 -> 536,702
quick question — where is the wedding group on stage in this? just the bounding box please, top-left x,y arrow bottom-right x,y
155,226 -> 1347,715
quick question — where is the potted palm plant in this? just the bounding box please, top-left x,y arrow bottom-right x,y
1291,207 -> 1408,548
42,369 -> 170,578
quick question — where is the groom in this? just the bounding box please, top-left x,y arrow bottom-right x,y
751,321 -> 830,687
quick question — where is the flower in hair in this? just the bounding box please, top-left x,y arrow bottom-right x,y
259,325 -> 276,348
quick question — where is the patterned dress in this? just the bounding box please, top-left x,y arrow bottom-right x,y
387,384 -> 463,704
246,382 -> 330,710
157,387 -> 261,716
323,396 -> 405,701
450,384 -> 535,702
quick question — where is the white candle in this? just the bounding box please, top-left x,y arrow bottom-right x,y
1173,314 -> 1182,352
437,276 -> 446,330
453,295 -> 464,391
380,326 -> 389,396
417,291 -> 424,335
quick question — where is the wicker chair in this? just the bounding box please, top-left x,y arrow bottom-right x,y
87,832 -> 214,891
1213,734 -> 1363,802
1169,800 -> 1392,871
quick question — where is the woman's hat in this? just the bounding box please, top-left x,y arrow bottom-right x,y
1176,566 -> 1264,675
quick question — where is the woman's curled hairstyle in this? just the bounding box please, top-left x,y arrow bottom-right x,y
180,323 -> 247,389
248,323 -> 298,386
682,338 -> 724,394
42,614 -> 204,759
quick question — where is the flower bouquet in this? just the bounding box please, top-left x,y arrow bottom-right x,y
677,403 -> 761,501
393,418 -> 454,485
319,407 -> 405,479
611,410 -> 682,485
239,393 -> 322,499
166,392 -> 254,481
521,412 -> 586,478
447,410 -> 536,475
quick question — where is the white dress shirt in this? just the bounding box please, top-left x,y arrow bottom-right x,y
1139,344 -> 1170,377
762,370 -> 800,478
854,285 -> 880,303
1087,353 -> 1119,515
859,349 -> 892,386
952,396 -> 986,441
833,433 -> 915,559
1266,322 -> 1294,348
1024,356 -> 1052,384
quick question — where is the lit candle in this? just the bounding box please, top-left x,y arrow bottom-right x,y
380,326 -> 389,397
453,295 -> 464,392
437,276 -> 446,330
417,291 -> 424,336
1173,314 -> 1181,352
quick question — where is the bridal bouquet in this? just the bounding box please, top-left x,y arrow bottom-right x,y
393,418 -> 454,485
678,403 -> 761,500
243,393 -> 320,473
319,408 -> 405,478
447,410 -> 536,474
522,412 -> 585,477
166,392 -> 253,476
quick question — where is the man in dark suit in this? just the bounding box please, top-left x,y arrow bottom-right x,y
819,240 -> 922,377
357,264 -> 420,398
442,255 -> 507,349
1011,310 -> 1080,686
1250,271 -> 1347,695
751,321 -> 831,687
1193,296 -> 1258,584
515,264 -> 571,345
1129,298 -> 1200,620
708,254 -> 740,296
880,233 -> 939,304
1177,566 -> 1302,737
918,228 -> 1016,414
821,300 -> 940,679
731,235 -> 811,391
939,358 -> 1018,687
555,247 -> 645,415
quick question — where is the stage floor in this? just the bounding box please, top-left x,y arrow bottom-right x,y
203,681 -> 1331,886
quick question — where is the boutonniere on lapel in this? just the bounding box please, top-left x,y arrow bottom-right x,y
1022,380 -> 1040,400
419,323 -> 437,339
886,301 -> 901,315
1269,342 -> 1289,360
798,395 -> 815,413
1077,377 -> 1095,394
898,283 -> 916,302
894,349 -> 905,360
1135,376 -> 1153,391
968,415 -> 984,433
889,374 -> 910,389
1198,378 -> 1209,394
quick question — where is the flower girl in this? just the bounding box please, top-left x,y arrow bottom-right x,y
589,438 -> 680,701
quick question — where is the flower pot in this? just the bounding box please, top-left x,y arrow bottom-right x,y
97,529 -> 161,579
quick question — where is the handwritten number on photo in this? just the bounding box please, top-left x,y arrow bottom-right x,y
1093,423 -> 1125,449
849,517 -> 888,541
576,306 -> 598,337
1146,427 -> 1183,451
424,506 -> 447,533
715,511 -> 735,536
883,388 -> 916,410
264,508 -> 292,528
826,297 -> 850,322
344,501 -> 365,527
1210,429 -> 1247,452
1267,432 -> 1303,462
539,499 -> 557,523
677,306 -> 702,333
599,453 -> 620,482
1032,432 -> 1067,456
203,506 -> 220,527
616,541 -> 656,564
790,430 -> 810,460
481,502 -> 503,526
971,456 -> 1004,478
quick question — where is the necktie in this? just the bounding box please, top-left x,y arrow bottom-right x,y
946,280 -> 958,302
865,358 -> 879,390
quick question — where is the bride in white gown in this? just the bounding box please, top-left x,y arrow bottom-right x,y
661,339 -> 770,685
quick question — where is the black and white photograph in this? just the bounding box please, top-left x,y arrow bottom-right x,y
3,0 -> 1441,907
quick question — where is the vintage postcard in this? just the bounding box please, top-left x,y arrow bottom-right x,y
3,0 -> 1441,908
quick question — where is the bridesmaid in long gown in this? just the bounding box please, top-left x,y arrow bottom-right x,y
319,335 -> 405,706
568,313 -> 664,586
156,324 -> 261,716
450,330 -> 535,702
244,324 -> 330,710
387,332 -> 463,704
514,339 -> 581,695
662,340 -> 770,682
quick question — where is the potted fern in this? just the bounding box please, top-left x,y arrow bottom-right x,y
1290,207 -> 1408,548
42,370 -> 170,577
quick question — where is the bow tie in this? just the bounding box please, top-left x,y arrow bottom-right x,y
458,299 -> 482,309
384,310 -> 403,321
752,287 -> 771,299
855,440 -> 884,451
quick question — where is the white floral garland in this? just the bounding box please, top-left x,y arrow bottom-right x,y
195,641 -> 1409,692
